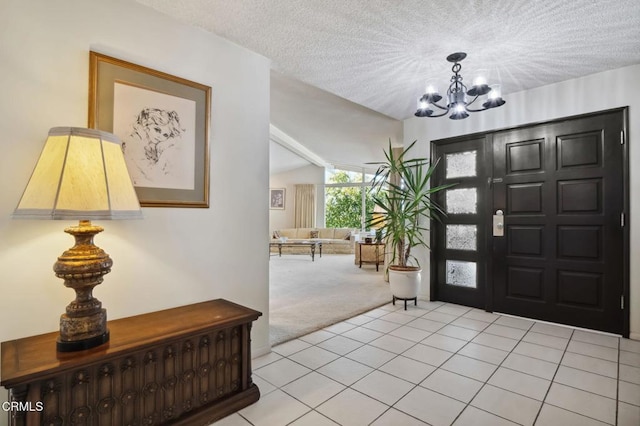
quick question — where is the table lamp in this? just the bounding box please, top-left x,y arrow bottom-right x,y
13,127 -> 142,352
371,204 -> 386,242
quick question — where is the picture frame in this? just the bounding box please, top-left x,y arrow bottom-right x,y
89,51 -> 211,207
270,188 -> 286,210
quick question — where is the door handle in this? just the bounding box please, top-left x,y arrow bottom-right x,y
493,210 -> 504,237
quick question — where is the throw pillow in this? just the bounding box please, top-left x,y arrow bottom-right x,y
273,230 -> 280,239
310,230 -> 319,238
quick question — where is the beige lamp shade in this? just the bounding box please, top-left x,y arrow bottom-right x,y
14,127 -> 142,220
371,204 -> 385,229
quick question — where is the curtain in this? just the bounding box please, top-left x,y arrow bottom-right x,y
294,184 -> 316,228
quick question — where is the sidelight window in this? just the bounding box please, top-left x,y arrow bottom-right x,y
446,150 -> 477,179
446,260 -> 477,288
446,188 -> 477,214
446,224 -> 477,251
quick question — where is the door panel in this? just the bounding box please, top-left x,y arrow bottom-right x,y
431,109 -> 627,335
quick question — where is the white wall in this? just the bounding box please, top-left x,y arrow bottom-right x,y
269,164 -> 325,231
404,64 -> 640,339
0,0 -> 271,419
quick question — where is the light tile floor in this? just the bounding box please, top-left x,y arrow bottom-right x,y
213,301 -> 640,426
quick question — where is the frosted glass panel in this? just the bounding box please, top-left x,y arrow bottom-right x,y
446,260 -> 477,288
446,188 -> 477,214
446,151 -> 477,178
446,225 -> 477,251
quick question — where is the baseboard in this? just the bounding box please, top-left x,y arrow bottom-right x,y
252,343 -> 271,358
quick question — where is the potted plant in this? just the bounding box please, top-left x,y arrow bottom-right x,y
367,140 -> 453,309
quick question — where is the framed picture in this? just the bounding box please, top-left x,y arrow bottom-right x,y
270,188 -> 286,210
89,51 -> 211,207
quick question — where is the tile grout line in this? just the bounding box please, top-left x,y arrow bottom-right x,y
295,305 -> 627,385
280,323 -> 625,386
520,326 -> 621,425
303,302 -> 449,425
265,303 -> 525,425
254,302 -> 446,425
532,327 -> 574,426
448,312 -> 536,426
343,304 -> 502,424
352,303 -> 490,425
270,302 -> 461,424
616,337 -> 621,426
376,304 -> 623,424
411,305 -> 576,425
451,314 -> 624,425
256,302 -> 630,425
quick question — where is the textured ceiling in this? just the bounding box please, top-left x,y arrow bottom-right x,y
137,0 -> 640,168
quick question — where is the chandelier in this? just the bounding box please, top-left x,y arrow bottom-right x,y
415,52 -> 505,120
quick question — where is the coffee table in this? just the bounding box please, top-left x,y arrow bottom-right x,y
269,240 -> 323,261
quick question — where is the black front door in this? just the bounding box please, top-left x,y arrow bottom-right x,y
432,109 -> 627,335
491,110 -> 625,334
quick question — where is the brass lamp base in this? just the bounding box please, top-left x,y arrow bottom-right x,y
54,220 -> 112,352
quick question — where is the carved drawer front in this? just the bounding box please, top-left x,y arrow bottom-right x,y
37,326 -> 243,426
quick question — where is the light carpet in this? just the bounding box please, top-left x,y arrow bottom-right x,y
269,254 -> 391,345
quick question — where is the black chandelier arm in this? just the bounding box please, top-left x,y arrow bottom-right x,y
425,109 -> 450,118
465,94 -> 481,107
465,105 -> 490,113
465,95 -> 489,112
429,102 -> 449,111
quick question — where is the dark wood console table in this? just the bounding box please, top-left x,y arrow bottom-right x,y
1,299 -> 262,426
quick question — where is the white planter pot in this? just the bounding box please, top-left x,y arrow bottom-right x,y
388,266 -> 421,309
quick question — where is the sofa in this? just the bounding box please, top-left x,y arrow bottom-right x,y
271,227 -> 355,254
